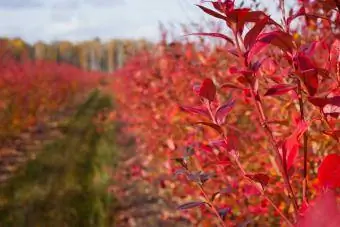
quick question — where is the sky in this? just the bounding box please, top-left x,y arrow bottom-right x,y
0,0 -> 294,44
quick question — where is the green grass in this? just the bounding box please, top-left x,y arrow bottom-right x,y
0,89 -> 119,227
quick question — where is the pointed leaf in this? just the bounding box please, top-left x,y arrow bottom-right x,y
226,9 -> 280,34
195,122 -> 224,135
264,84 -> 297,96
244,16 -> 269,50
295,53 -> 319,96
199,78 -> 216,101
247,31 -> 294,62
177,201 -> 207,210
246,173 -> 270,188
215,99 -> 235,125
308,96 -> 329,107
282,120 -> 308,171
308,96 -> 340,116
196,4 -> 227,21
187,32 -> 234,45
318,154 -> 340,189
179,105 -> 210,118
211,0 -> 234,13
258,31 -> 294,51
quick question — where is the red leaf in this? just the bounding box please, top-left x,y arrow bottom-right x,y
177,201 -> 207,210
302,41 -> 329,69
264,84 -> 297,96
308,96 -> 340,115
199,78 -> 216,101
226,10 -> 279,34
196,4 -> 227,21
195,122 -> 224,134
228,8 -> 252,34
295,53 -> 319,96
308,96 -> 329,107
246,173 -> 270,188
211,0 -> 234,13
179,105 -> 210,118
187,32 -> 234,45
215,99 -> 235,125
318,154 -> 340,188
228,67 -> 253,78
282,120 -> 308,171
247,31 -> 294,62
297,190 -> 340,227
258,31 -> 294,51
244,15 -> 269,50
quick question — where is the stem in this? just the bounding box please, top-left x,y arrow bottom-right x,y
204,101 -> 294,226
279,0 -> 289,32
297,80 -> 309,203
249,88 -> 299,214
232,27 -> 299,216
198,184 -> 227,227
228,137 -> 293,226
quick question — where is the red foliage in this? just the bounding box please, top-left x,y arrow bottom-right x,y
318,154 -> 340,189
0,44 -> 103,135
113,0 -> 340,225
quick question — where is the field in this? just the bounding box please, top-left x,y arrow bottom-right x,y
0,0 -> 339,226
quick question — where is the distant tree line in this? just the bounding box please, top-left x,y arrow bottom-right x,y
0,37 -> 153,72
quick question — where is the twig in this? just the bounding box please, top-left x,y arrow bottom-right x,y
205,101 -> 294,226
197,184 -> 227,227
297,80 -> 309,203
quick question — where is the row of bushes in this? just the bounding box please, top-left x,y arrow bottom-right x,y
112,0 -> 339,225
0,90 -> 119,227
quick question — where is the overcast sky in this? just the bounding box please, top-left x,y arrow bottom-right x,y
0,0 -> 294,44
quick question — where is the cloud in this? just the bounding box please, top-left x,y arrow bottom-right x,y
0,0 -> 217,43
0,0 -> 42,9
84,0 -> 125,7
0,0 -> 289,44
48,0 -> 125,9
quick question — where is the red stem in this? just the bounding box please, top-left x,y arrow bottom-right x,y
232,29 -> 299,216
205,101 -> 293,226
297,80 -> 309,203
